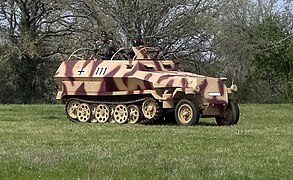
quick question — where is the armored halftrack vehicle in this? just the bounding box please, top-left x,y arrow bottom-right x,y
54,46 -> 239,126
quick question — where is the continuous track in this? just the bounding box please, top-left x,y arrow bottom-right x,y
64,96 -> 162,124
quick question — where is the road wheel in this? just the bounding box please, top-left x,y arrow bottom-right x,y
65,99 -> 81,121
114,104 -> 128,124
215,100 -> 240,126
175,99 -> 200,126
95,104 -> 110,123
141,97 -> 162,124
77,103 -> 91,122
128,105 -> 141,124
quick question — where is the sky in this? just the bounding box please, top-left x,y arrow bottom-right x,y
276,0 -> 285,9
275,0 -> 293,11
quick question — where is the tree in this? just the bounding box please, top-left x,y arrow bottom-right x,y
0,0 -> 88,103
0,0 -> 292,104
249,15 -> 293,102
77,0 -> 220,72
212,0 -> 293,103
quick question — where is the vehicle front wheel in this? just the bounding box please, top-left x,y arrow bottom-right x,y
175,99 -> 200,126
215,100 -> 240,126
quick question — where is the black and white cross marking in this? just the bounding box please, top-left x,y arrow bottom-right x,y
78,67 -> 85,75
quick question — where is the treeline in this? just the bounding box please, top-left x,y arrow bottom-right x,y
0,0 -> 292,104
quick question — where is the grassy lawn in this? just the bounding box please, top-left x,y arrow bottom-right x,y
0,104 -> 292,179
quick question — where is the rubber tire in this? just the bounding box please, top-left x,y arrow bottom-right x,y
215,100 -> 240,126
175,99 -> 200,126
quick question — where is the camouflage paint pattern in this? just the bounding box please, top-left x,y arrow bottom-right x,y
54,47 -> 237,117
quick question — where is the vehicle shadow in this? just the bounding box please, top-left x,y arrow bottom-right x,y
151,119 -> 218,126
198,121 -> 218,126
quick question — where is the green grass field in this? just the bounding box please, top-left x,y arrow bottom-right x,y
0,104 -> 292,179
